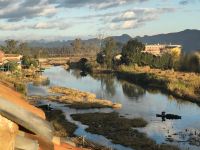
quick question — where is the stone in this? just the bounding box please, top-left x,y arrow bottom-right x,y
15,135 -> 39,150
0,115 -> 18,150
0,98 -> 53,141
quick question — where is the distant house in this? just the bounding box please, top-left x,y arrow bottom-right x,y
0,50 -> 23,71
143,44 -> 182,56
3,54 -> 23,63
0,50 -> 5,65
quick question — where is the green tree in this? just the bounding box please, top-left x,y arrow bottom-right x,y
5,39 -> 18,53
18,42 -> 30,55
21,56 -> 38,68
122,39 -> 145,65
71,38 -> 82,53
103,38 -> 117,68
96,52 -> 105,65
3,62 -> 18,72
180,52 -> 200,73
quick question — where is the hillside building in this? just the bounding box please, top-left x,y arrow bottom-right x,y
143,44 -> 182,56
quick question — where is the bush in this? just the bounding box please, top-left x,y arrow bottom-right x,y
3,62 -> 18,72
14,82 -> 26,94
21,56 -> 39,68
180,52 -> 200,73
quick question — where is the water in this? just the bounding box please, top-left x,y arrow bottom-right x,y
27,66 -> 200,150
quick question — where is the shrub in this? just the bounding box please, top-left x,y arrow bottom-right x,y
14,82 -> 26,94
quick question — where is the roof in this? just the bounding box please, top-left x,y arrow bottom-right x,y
4,54 -> 22,57
0,50 -> 4,56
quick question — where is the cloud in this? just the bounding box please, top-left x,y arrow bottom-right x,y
33,21 -> 71,30
48,0 -> 148,10
102,8 -> 175,30
0,20 -> 71,31
0,0 -> 57,22
179,0 -> 200,5
0,0 -> 16,8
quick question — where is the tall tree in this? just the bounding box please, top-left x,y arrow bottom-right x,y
103,37 -> 117,68
71,38 -> 82,53
122,39 -> 145,65
18,42 -> 30,55
5,39 -> 18,53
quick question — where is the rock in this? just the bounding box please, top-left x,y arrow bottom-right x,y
25,133 -> 54,150
0,115 -> 18,150
0,98 -> 53,141
52,137 -> 61,145
15,135 -> 39,150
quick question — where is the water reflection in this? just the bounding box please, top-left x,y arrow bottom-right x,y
121,81 -> 145,100
28,67 -> 200,150
91,73 -> 116,97
71,69 -> 82,79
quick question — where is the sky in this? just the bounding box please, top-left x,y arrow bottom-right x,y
0,0 -> 199,41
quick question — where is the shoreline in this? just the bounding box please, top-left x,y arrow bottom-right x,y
29,86 -> 122,109
87,65 -> 200,105
0,77 -> 112,149
115,69 -> 200,105
72,112 -> 180,150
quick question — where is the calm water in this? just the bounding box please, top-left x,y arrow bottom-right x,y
28,67 -> 200,150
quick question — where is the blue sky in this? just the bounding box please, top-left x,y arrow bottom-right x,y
0,0 -> 199,40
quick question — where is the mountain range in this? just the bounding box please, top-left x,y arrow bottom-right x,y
1,29 -> 199,53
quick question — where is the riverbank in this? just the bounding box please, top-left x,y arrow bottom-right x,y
29,86 -> 122,109
0,68 -> 50,95
72,112 -> 180,150
115,65 -> 200,105
40,108 -> 113,150
69,59 -> 200,104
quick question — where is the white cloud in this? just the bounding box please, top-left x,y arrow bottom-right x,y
121,20 -> 139,29
49,0 -> 148,10
0,20 -> 71,31
0,0 -> 57,21
105,8 -> 175,30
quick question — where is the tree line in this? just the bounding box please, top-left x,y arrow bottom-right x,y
97,38 -> 200,73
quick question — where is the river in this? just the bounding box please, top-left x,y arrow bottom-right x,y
27,66 -> 200,150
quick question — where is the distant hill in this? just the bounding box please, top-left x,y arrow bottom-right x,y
107,34 -> 132,43
26,29 -> 200,53
136,29 -> 200,52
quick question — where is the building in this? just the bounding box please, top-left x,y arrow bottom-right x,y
143,44 -> 182,56
3,54 -> 23,63
0,50 -> 23,71
0,50 -> 5,65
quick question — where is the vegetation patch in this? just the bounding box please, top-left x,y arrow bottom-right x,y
117,65 -> 200,104
29,86 -> 122,109
72,112 -> 179,150
42,109 -> 77,137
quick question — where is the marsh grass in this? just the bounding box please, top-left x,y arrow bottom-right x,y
118,65 -> 200,103
72,112 -> 179,150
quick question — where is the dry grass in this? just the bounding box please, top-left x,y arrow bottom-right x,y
118,65 -> 200,102
29,86 -> 122,109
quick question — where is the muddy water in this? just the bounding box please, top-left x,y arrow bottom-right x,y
27,66 -> 200,150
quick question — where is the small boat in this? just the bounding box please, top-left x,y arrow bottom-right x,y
156,112 -> 181,121
38,104 -> 53,111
